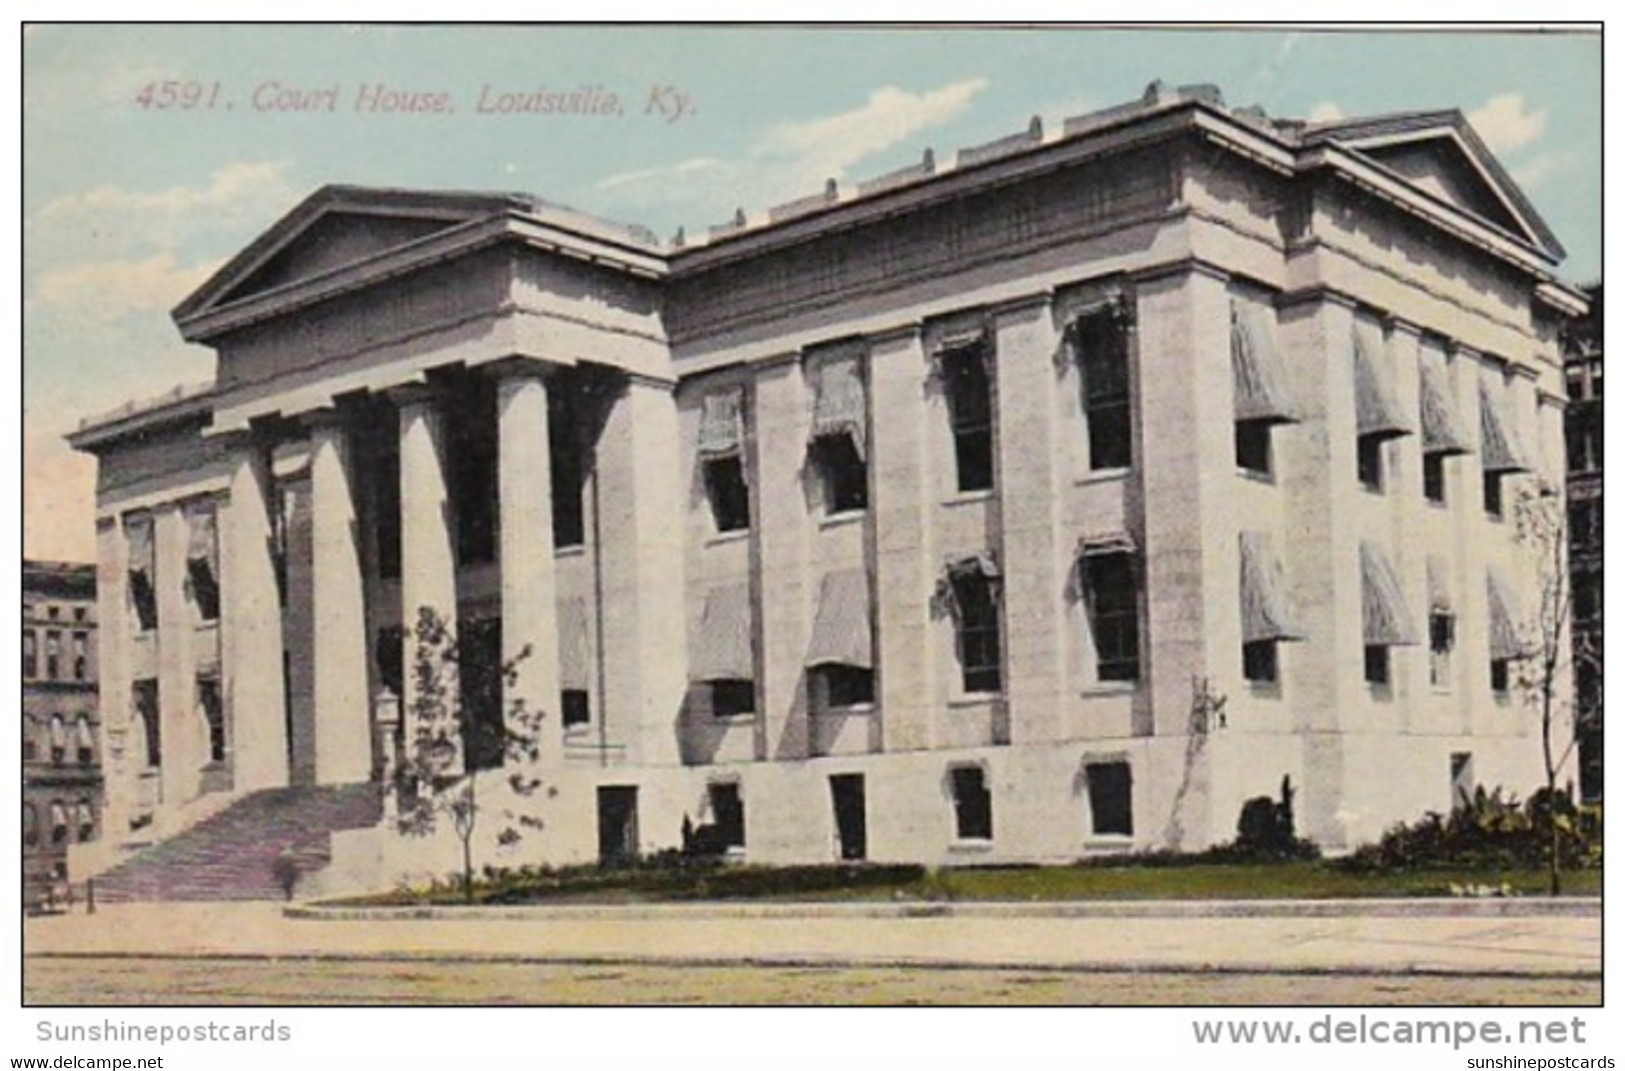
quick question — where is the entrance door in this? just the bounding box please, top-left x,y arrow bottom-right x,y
829,774 -> 867,861
597,786 -> 639,866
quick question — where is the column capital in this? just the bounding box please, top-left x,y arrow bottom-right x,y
384,382 -> 439,410
303,406 -> 351,432
486,355 -> 558,383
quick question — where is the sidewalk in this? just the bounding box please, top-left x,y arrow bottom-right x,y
24,899 -> 1601,977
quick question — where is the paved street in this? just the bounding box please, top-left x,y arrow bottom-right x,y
23,900 -> 1599,1005
24,957 -> 1599,1006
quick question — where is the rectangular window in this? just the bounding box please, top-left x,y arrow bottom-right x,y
711,679 -> 755,719
1235,421 -> 1273,478
561,689 -> 591,729
1490,658 -> 1511,695
817,664 -> 874,709
948,568 -> 1002,694
1450,752 -> 1475,809
1086,761 -> 1134,836
550,386 -> 587,549
198,677 -> 226,764
704,456 -> 752,533
75,715 -> 94,766
815,435 -> 868,514
1077,307 -> 1132,470
133,679 -> 161,769
949,765 -> 993,841
1483,471 -> 1504,517
71,633 -> 88,681
23,631 -> 36,679
1429,613 -> 1455,690
44,631 -> 60,680
943,347 -> 995,492
1242,640 -> 1279,684
1364,644 -> 1391,687
707,782 -> 746,851
189,559 -> 221,622
1357,435 -> 1385,491
1086,553 -> 1140,682
1423,453 -> 1447,505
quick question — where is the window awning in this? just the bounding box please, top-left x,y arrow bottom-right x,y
697,389 -> 746,460
559,596 -> 591,691
806,568 -> 873,670
1479,379 -> 1531,474
945,551 -> 1001,582
1486,566 -> 1531,661
932,326 -> 989,360
809,354 -> 867,461
690,583 -> 754,682
1231,301 -> 1299,424
1353,322 -> 1412,440
1427,555 -> 1454,616
126,514 -> 155,585
185,502 -> 218,577
49,716 -> 68,749
1077,531 -> 1137,557
1419,356 -> 1472,456
1239,531 -> 1303,642
76,715 -> 95,750
941,552 -> 1001,616
1361,541 -> 1419,646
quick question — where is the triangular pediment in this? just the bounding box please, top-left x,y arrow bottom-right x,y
1310,113 -> 1563,260
175,186 -> 532,323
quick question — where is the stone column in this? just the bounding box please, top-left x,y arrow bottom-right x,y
222,434 -> 288,792
394,386 -> 460,745
595,375 -> 687,767
154,504 -> 197,808
494,361 -> 560,762
93,516 -> 133,837
991,295 -> 1069,746
307,410 -> 373,786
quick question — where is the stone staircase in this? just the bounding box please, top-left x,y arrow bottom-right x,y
91,784 -> 383,902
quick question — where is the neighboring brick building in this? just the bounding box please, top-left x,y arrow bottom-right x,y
68,83 -> 1587,892
1566,281 -> 1602,802
23,560 -> 100,906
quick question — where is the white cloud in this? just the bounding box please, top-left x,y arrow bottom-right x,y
1307,101 -> 1345,123
32,160 -> 295,264
29,252 -> 217,321
1512,148 -> 1581,190
595,79 -> 988,217
1468,93 -> 1546,156
23,419 -> 98,563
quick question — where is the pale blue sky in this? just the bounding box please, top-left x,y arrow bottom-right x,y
21,24 -> 1602,559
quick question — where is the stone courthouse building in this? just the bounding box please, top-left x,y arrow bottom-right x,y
69,83 -> 1587,891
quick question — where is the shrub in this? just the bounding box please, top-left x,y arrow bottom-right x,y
1339,785 -> 1602,873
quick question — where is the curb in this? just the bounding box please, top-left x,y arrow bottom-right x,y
23,949 -> 1603,981
285,896 -> 1603,923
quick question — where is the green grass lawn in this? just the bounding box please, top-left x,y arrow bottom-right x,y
342,860 -> 1600,907
849,862 -> 1600,902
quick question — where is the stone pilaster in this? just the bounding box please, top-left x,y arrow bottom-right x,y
869,325 -> 937,753
991,296 -> 1069,745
